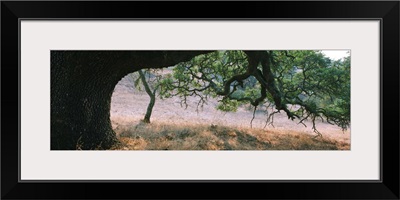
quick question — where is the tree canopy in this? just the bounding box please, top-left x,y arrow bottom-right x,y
149,50 -> 351,135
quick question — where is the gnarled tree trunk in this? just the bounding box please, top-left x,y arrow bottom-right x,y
51,51 -> 210,150
138,70 -> 156,123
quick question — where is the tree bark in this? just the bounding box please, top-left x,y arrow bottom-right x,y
51,51 -> 210,150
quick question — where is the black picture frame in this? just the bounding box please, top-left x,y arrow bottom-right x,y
2,1 -> 399,199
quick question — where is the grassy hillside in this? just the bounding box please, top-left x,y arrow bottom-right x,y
109,73 -> 351,151
110,122 -> 349,150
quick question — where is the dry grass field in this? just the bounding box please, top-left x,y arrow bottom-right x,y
110,74 -> 350,150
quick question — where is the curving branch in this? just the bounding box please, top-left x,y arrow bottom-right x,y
158,50 -> 350,133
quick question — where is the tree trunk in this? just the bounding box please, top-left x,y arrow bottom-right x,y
138,70 -> 156,123
143,96 -> 156,123
51,51 -> 210,150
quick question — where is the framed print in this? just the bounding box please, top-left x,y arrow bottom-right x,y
2,1 -> 399,199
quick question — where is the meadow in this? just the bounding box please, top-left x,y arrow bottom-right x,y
110,74 -> 350,150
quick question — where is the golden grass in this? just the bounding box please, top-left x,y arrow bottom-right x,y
109,74 -> 350,151
110,121 -> 350,150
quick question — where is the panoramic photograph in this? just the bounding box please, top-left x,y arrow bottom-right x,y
51,50 -> 350,150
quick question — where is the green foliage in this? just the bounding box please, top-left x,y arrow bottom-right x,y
160,51 -> 250,110
159,76 -> 174,99
270,51 -> 350,130
143,50 -> 351,132
217,99 -> 239,112
230,89 -> 246,100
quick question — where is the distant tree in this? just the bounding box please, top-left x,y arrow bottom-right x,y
131,69 -> 163,123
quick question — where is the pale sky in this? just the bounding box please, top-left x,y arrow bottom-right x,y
321,50 -> 350,60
